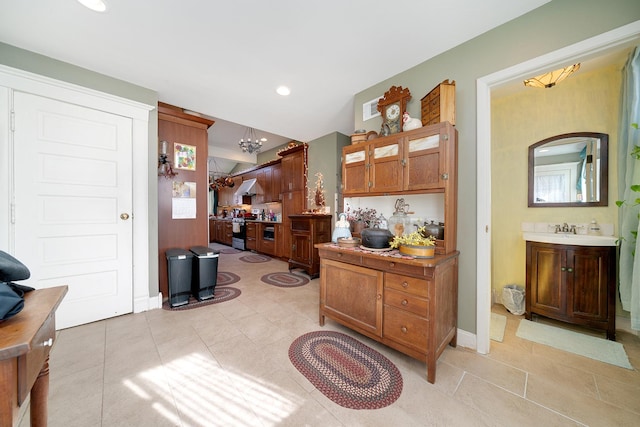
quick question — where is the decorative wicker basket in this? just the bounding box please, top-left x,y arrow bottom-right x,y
399,244 -> 435,258
337,237 -> 361,248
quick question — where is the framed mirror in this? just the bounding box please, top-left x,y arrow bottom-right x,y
528,132 -> 608,207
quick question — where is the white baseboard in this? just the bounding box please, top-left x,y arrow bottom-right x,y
133,292 -> 162,313
456,328 -> 477,351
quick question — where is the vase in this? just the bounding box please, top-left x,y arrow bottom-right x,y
350,220 -> 365,235
399,244 -> 435,258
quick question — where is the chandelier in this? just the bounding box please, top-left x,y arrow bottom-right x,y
523,63 -> 580,88
238,127 -> 266,153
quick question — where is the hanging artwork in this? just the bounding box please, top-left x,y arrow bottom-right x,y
174,143 -> 196,171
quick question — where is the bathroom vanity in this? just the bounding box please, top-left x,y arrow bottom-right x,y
524,235 -> 617,340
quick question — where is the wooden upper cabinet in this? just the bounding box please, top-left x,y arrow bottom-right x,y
342,122 -> 456,196
343,144 -> 368,195
369,138 -> 403,193
281,147 -> 305,192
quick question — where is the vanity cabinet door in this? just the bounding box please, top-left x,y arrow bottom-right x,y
567,247 -> 612,322
527,243 -> 566,317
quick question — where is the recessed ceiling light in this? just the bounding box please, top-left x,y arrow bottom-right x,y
77,0 -> 108,12
276,86 -> 291,96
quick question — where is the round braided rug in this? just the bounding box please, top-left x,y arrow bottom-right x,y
239,254 -> 271,263
261,272 -> 309,287
162,287 -> 241,311
216,271 -> 241,286
289,331 -> 403,409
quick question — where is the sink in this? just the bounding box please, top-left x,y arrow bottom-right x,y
522,232 -> 618,246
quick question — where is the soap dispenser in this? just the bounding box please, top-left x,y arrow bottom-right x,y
587,219 -> 601,235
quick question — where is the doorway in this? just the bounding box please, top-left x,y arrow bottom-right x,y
476,21 -> 640,354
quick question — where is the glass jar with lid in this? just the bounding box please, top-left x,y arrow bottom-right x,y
388,198 -> 411,237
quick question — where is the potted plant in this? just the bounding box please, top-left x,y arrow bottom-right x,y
345,207 -> 378,233
390,226 -> 436,258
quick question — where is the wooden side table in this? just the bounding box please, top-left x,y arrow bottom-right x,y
0,286 -> 68,426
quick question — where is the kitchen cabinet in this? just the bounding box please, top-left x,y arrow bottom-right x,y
255,166 -> 273,204
257,223 -> 277,256
279,144 -> 308,260
246,222 -> 258,250
318,245 -> 459,384
342,122 -> 458,255
420,79 -> 456,127
222,221 -> 233,246
209,219 -> 215,242
275,223 -> 283,257
525,241 -> 616,340
288,214 -> 332,278
218,176 -> 242,207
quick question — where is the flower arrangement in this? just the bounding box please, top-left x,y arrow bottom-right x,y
390,226 -> 436,249
345,207 -> 378,227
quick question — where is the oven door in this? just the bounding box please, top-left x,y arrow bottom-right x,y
232,221 -> 246,250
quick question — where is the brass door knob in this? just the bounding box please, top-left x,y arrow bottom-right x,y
120,213 -> 130,220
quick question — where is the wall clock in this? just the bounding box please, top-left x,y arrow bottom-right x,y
377,86 -> 411,134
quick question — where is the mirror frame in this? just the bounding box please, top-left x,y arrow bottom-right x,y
528,132 -> 608,207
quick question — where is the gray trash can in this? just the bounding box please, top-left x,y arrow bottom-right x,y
190,246 -> 219,301
166,248 -> 193,307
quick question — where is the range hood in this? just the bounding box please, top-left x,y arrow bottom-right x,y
234,178 -> 257,197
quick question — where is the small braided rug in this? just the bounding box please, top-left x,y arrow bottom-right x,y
162,287 -> 241,311
217,271 -> 241,286
219,248 -> 242,254
261,272 -> 309,287
239,254 -> 271,263
289,331 -> 403,409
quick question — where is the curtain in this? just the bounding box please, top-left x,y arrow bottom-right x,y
618,46 -> 640,331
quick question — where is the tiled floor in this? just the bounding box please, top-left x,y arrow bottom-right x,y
19,245 -> 640,426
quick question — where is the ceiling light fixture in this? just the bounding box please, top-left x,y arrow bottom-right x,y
238,127 -> 266,154
276,86 -> 291,96
523,63 -> 581,88
77,0 -> 108,12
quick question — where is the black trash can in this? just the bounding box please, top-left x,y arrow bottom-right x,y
166,248 -> 193,307
190,246 -> 219,301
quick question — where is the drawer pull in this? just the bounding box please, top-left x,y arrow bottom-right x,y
401,299 -> 408,306
402,281 -> 409,288
389,262 -> 395,267
401,326 -> 408,333
377,294 -> 382,300
43,338 -> 53,347
337,253 -> 342,257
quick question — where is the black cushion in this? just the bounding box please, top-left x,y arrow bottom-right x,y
0,251 -> 31,282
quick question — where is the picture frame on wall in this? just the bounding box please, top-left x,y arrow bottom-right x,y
174,143 -> 196,171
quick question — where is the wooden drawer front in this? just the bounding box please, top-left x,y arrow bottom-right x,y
364,257 -> 430,278
385,272 -> 429,297
384,288 -> 428,317
320,249 -> 363,265
291,220 -> 310,232
18,313 -> 55,405
383,306 -> 428,351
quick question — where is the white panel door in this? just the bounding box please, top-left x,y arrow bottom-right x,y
13,91 -> 133,329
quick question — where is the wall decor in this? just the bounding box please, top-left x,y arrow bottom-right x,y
174,143 -> 196,171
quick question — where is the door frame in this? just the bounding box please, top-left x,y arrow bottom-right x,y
0,64 -> 158,316
476,21 -> 640,354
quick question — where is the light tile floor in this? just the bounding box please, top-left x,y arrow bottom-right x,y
19,245 -> 640,426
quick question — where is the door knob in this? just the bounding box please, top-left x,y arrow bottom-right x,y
120,213 -> 130,220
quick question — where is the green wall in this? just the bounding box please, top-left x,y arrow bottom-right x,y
353,0 -> 640,334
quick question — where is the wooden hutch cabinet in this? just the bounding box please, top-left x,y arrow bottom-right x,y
525,241 -> 616,340
320,120 -> 459,383
289,214 -> 332,278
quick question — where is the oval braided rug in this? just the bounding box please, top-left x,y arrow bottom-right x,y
261,272 -> 309,287
162,287 -> 241,311
217,271 -> 241,286
288,331 -> 403,409
239,254 -> 271,263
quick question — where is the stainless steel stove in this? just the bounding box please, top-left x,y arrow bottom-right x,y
231,217 -> 247,250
